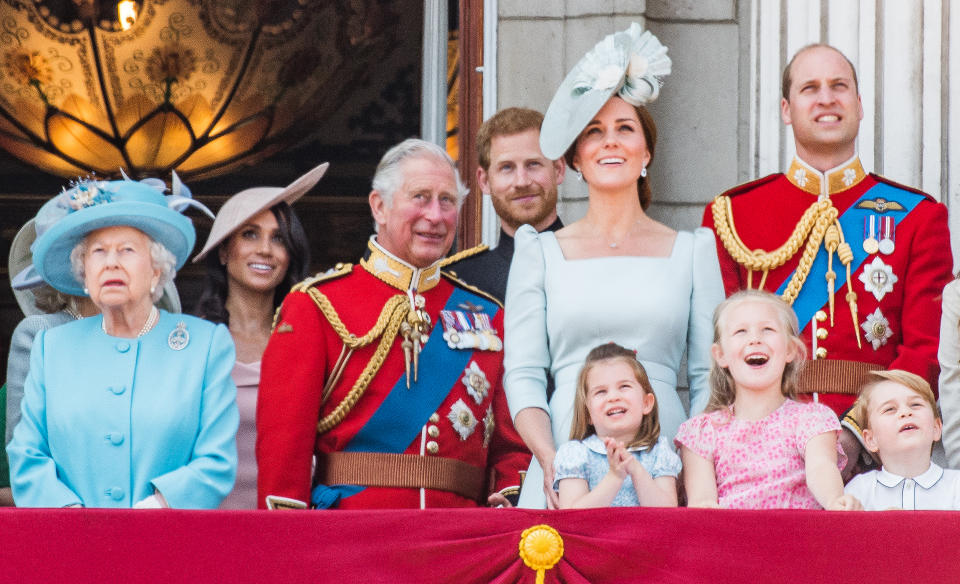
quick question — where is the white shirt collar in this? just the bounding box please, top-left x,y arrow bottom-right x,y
877,462 -> 944,489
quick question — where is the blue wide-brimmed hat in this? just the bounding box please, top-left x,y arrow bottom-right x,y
539,23 -> 671,161
32,178 -> 199,296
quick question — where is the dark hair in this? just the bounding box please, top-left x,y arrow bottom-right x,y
476,107 -> 545,170
782,43 -> 859,101
193,202 -> 310,324
563,101 -> 657,210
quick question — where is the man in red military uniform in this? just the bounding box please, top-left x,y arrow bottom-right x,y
702,44 -> 952,476
256,139 -> 530,509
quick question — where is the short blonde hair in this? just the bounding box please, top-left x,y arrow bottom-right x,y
569,342 -> 660,449
706,290 -> 807,412
852,369 -> 939,430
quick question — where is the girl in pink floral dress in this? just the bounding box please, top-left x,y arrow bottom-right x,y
674,290 -> 862,510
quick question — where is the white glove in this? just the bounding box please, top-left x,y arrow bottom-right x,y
133,494 -> 164,509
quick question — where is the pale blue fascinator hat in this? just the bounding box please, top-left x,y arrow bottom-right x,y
539,22 -> 672,160
30,174 -> 212,297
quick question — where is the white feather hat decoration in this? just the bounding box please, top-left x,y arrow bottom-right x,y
539,23 -> 671,160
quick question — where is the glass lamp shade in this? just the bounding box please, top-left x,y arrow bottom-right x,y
0,0 -> 396,179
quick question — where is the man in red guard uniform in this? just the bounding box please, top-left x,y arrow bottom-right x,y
702,44 -> 952,477
257,139 -> 530,509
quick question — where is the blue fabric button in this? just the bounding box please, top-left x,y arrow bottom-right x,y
108,386 -> 126,395
107,432 -> 124,446
106,487 -> 124,501
116,341 -> 130,353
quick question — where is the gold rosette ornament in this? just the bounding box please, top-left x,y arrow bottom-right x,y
519,524 -> 564,584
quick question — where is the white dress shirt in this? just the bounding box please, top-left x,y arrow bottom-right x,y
844,462 -> 960,510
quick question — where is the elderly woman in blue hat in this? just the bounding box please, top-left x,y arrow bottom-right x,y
6,178 -> 238,508
503,24 -> 724,508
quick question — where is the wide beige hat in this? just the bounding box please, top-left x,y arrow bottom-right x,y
192,162 -> 329,262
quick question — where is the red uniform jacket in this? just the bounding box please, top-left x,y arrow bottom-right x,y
702,157 -> 951,415
256,245 -> 530,509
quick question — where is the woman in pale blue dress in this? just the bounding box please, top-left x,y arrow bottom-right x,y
504,23 -> 724,508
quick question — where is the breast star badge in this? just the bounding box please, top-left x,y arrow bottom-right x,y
461,361 -> 490,405
858,256 -> 898,301
448,399 -> 477,440
861,308 -> 893,350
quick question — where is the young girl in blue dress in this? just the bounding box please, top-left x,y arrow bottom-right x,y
553,343 -> 680,508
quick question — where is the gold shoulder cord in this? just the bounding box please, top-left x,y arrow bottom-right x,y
271,264 -> 355,331
306,288 -> 412,434
268,264 -> 418,433
711,195 -> 861,346
439,244 -> 489,268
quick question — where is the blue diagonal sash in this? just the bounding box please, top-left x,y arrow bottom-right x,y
312,287 -> 500,506
774,182 -> 925,330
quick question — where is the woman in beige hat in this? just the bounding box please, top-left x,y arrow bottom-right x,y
193,162 -> 327,509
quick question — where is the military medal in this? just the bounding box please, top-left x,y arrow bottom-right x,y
878,216 -> 895,255
440,310 -> 464,348
440,309 -> 502,352
168,321 -> 189,350
472,312 -> 503,352
858,256 -> 898,301
861,308 -> 893,350
482,405 -> 495,448
862,215 -> 879,255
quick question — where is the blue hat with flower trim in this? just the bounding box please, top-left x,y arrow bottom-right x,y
32,177 -> 203,296
539,23 -> 672,161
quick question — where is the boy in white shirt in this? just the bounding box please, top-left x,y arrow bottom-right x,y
844,370 -> 960,510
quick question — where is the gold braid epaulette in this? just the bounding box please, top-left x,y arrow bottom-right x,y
439,244 -> 489,268
305,287 -> 412,434
711,195 -> 837,304
271,264 -> 354,331
291,263 -> 354,293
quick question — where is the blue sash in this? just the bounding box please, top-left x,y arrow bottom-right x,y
312,287 -> 500,507
774,182 -> 925,330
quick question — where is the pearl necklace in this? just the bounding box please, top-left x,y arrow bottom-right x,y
102,306 -> 159,338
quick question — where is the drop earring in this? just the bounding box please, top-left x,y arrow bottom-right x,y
576,168 -> 583,182
640,167 -> 647,178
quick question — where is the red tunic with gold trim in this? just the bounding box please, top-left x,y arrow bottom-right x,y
702,156 -> 951,415
256,239 -> 530,509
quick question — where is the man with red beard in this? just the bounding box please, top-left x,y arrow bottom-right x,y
449,108 -> 565,303
702,44 -> 952,479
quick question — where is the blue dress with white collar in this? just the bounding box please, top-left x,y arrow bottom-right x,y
553,434 -> 681,507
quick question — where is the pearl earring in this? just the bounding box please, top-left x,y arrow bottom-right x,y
83,287 -> 89,295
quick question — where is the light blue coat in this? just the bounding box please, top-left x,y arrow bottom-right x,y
7,311 -> 238,508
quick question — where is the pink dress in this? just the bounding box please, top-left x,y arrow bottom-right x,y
219,360 -> 260,509
674,399 -> 846,509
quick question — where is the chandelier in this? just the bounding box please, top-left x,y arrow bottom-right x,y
0,0 -> 397,180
